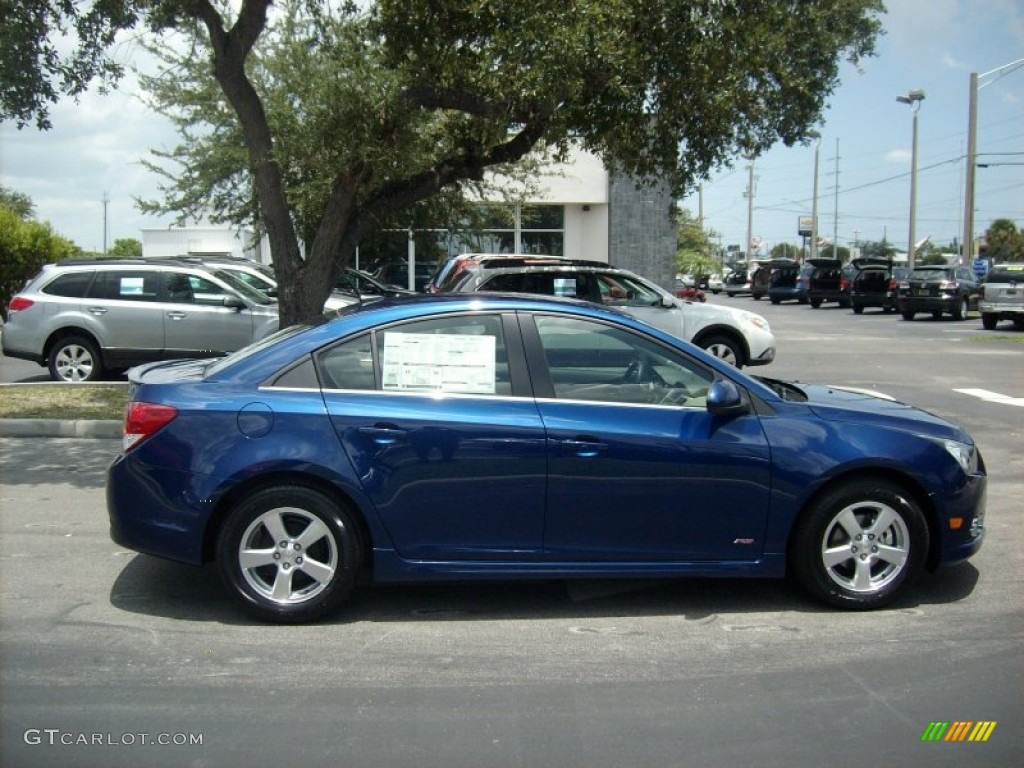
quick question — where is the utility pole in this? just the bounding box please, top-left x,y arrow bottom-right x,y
832,139 -> 840,260
744,158 -> 756,262
102,191 -> 110,255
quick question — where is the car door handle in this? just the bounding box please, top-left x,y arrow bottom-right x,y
357,425 -> 408,445
166,311 -> 187,319
86,306 -> 107,315
559,438 -> 608,458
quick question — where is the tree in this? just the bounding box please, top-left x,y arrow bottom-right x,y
984,219 -> 1023,263
107,237 -> 143,258
0,207 -> 76,320
674,207 -> 715,277
3,0 -> 884,325
858,238 -> 896,261
769,242 -> 800,260
0,185 -> 35,219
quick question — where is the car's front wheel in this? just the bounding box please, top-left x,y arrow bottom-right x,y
217,485 -> 363,623
699,334 -> 744,368
791,479 -> 928,609
48,335 -> 103,382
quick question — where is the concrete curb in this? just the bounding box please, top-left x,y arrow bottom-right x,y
0,419 -> 122,439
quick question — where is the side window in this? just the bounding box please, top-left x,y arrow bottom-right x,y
318,333 -> 375,390
595,273 -> 662,307
165,273 -> 232,305
379,314 -> 510,395
534,315 -> 712,406
87,271 -> 160,301
42,271 -> 94,298
479,273 -> 529,293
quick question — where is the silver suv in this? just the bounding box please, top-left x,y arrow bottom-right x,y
979,263 -> 1024,331
446,257 -> 776,368
3,259 -> 280,382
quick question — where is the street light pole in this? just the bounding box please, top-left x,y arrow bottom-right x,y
808,132 -> 821,261
962,58 -> 1024,266
897,89 -> 925,269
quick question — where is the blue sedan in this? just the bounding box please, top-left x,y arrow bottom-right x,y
107,294 -> 986,622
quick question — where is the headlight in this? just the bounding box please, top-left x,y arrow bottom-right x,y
745,315 -> 770,332
943,439 -> 977,474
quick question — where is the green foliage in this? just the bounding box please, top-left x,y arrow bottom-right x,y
0,206 -> 76,320
0,185 -> 36,219
674,207 -> 715,276
769,242 -> 801,259
107,237 -> 143,258
858,239 -> 896,260
984,219 -> 1024,263
4,0 -> 885,324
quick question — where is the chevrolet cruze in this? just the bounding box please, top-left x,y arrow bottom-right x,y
107,294 -> 986,622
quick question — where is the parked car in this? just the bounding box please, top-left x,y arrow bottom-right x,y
444,257 -> 775,367
768,261 -> 812,304
750,259 -> 795,301
806,258 -> 850,308
723,268 -> 752,296
978,263 -> 1024,330
107,293 -> 986,622
707,274 -> 724,294
170,256 -> 355,312
426,253 -> 568,294
674,277 -> 706,302
898,265 -> 980,321
375,259 -> 436,293
335,268 -> 416,299
850,264 -> 910,314
2,259 -> 280,382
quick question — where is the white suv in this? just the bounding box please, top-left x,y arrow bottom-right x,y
447,258 -> 776,367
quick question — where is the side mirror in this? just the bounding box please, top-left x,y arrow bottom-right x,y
706,379 -> 748,416
223,296 -> 247,311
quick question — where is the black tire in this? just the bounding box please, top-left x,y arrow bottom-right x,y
770,297 -> 781,305
698,334 -> 744,368
810,298 -> 822,308
901,310 -> 914,321
791,479 -> 928,610
216,484 -> 363,623
981,313 -> 997,330
852,305 -> 864,315
952,297 -> 968,321
932,310 -> 943,320
48,335 -> 103,382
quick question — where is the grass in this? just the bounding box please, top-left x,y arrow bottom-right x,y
0,383 -> 128,420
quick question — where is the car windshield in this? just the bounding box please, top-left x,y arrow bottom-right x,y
211,269 -> 277,305
911,268 -> 951,279
986,265 -> 1024,282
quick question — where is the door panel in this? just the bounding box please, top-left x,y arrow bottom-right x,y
320,315 -> 548,561
531,315 -> 772,561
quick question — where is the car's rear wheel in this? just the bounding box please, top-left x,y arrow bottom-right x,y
810,298 -> 822,308
981,313 -> 998,330
852,304 -> 864,315
901,310 -> 915,321
699,334 -> 744,368
217,485 -> 363,623
48,335 -> 103,382
791,479 -> 927,610
952,297 -> 968,320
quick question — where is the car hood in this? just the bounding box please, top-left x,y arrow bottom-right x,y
678,299 -> 760,324
792,382 -> 970,441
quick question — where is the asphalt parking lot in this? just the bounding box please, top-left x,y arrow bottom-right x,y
1,296 -> 1021,768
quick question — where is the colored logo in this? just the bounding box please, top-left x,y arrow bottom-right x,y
921,721 -> 997,742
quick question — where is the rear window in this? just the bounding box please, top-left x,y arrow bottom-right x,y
986,265 -> 1024,283
42,271 -> 95,298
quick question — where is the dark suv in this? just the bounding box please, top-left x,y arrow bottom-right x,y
750,259 -> 794,300
849,263 -> 910,314
897,265 -> 979,321
768,261 -> 812,304
806,258 -> 850,308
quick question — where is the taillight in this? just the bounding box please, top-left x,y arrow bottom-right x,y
7,296 -> 34,312
123,402 -> 178,452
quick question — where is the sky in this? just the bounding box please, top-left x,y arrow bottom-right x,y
1,1 -> 1022,257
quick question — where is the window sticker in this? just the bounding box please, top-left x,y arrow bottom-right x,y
381,332 -> 496,394
120,277 -> 145,296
